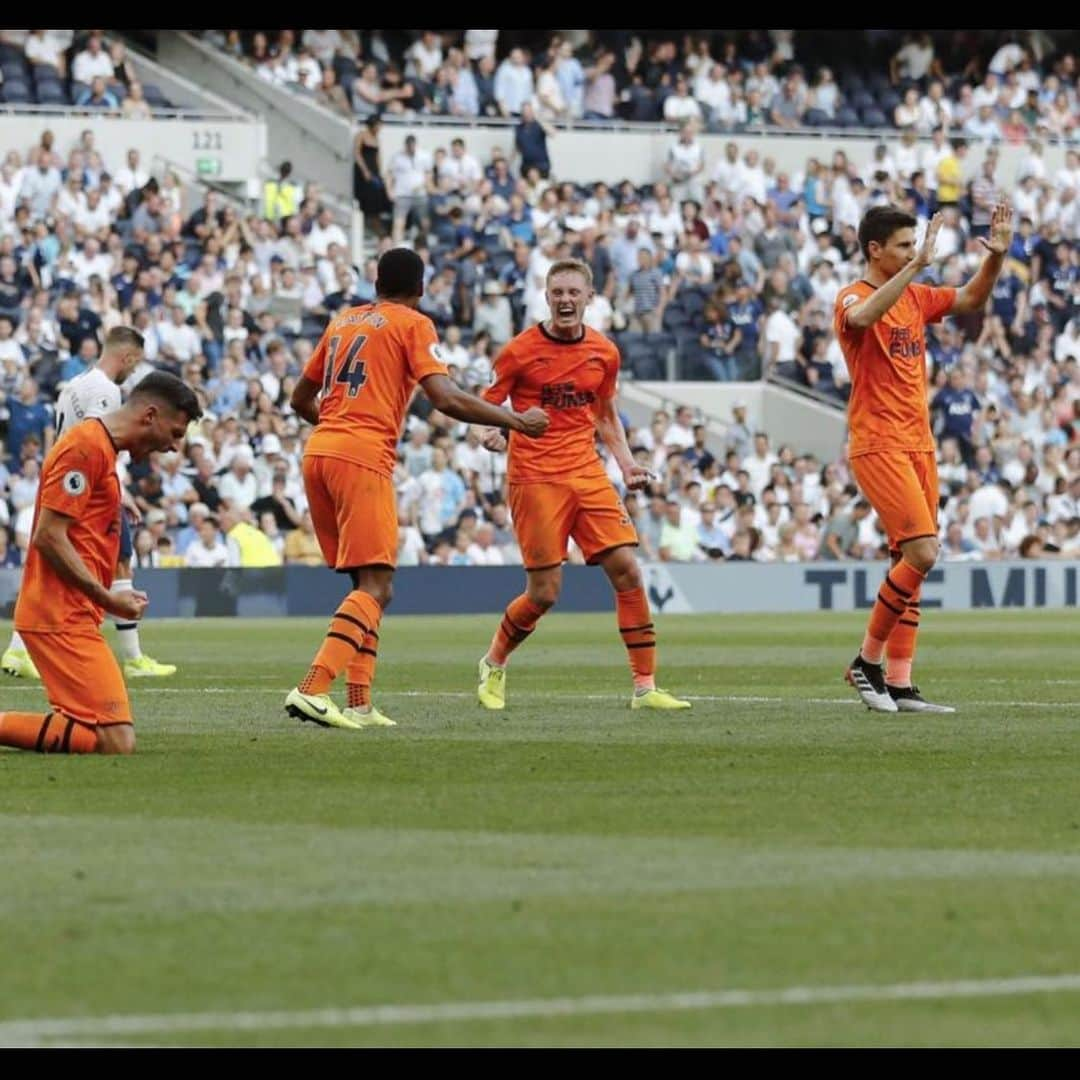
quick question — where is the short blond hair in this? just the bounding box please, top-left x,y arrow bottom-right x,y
545,259 -> 593,289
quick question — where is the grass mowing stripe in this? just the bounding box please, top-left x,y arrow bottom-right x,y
4,973 -> 1080,1043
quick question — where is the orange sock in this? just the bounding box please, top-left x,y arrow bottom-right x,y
861,560 -> 925,664
616,586 -> 656,692
487,594 -> 546,667
0,711 -> 98,753
300,590 -> 383,694
886,590 -> 921,688
346,627 -> 379,709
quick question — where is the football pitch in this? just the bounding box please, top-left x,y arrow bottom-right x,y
2,609 -> 1079,1047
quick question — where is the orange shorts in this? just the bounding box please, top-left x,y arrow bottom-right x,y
21,627 -> 132,727
850,450 -> 939,552
508,474 -> 638,570
304,454 -> 397,570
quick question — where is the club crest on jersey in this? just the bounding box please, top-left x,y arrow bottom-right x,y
62,470 -> 87,495
888,326 -> 923,359
842,293 -> 858,309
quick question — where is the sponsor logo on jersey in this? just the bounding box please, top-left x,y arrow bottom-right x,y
887,326 -> 923,359
539,381 -> 597,409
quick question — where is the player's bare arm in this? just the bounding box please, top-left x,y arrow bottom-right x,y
949,202 -> 1014,315
846,212 -> 943,330
32,507 -> 148,621
421,373 -> 549,437
595,394 -> 650,490
121,488 -> 142,523
290,375 -> 322,426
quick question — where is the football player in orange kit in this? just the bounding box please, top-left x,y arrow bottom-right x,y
286,248 -> 549,729
476,259 -> 690,711
0,373 -> 201,755
835,201 -> 1013,712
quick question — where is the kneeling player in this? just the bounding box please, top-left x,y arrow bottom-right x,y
0,374 -> 201,755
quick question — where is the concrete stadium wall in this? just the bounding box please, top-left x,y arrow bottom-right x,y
627,380 -> 849,462
0,114 -> 267,184
158,32 -> 352,198
377,122 -> 1074,187
0,561 -> 1075,619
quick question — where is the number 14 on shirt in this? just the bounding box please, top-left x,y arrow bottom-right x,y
321,334 -> 369,397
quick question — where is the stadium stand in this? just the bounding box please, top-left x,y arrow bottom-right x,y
0,29 -> 1076,574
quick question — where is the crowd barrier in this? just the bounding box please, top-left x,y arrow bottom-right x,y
1,560 -> 1076,619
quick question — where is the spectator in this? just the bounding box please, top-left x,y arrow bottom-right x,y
627,248 -> 666,333
72,32 -> 114,86
515,102 -> 554,178
184,514 -> 231,567
659,498 -> 701,561
494,47 -> 534,117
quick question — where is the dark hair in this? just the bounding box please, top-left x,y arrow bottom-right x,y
129,371 -> 203,423
858,205 -> 917,259
376,248 -> 424,299
104,326 -> 144,352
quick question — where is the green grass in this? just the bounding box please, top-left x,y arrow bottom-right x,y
2,610 -> 1079,1046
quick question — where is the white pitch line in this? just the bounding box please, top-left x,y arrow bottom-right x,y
1,688 -> 1077,709
3,973 -> 1080,1044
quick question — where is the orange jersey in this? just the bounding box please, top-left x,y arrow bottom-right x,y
15,418 -> 121,632
834,280 -> 956,457
302,301 -> 448,477
482,324 -> 620,484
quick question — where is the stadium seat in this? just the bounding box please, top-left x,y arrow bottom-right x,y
333,55 -> 358,88
626,86 -> 657,122
838,70 -> 864,95
300,314 -> 329,338
877,88 -> 901,115
489,250 -> 515,275
860,106 -> 887,128
867,71 -> 891,96
35,82 -> 66,105
69,80 -> 90,101
2,80 -> 31,103
851,89 -> 875,113
142,83 -> 169,107
834,105 -> 859,128
662,304 -> 692,333
675,341 -> 711,380
678,286 -> 709,319
803,108 -> 829,127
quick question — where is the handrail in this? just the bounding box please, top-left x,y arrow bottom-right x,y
0,102 -> 246,121
115,29 -> 257,120
372,111 -> 1080,148
151,154 -> 251,211
766,368 -> 846,411
175,32 -> 352,169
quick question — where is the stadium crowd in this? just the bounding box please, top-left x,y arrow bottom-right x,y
202,28 -> 1080,138
0,33 -> 1078,571
0,30 -> 174,111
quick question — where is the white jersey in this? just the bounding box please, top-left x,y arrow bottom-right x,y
55,367 -> 130,479
55,366 -> 122,436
